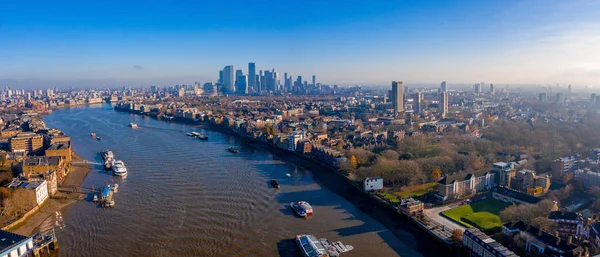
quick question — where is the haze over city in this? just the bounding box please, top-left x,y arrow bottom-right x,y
2,0 -> 600,88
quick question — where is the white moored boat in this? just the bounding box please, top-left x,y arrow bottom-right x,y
111,160 -> 128,177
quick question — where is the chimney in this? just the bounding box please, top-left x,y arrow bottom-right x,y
568,235 -> 572,244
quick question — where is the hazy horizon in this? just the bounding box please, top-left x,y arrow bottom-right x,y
2,0 -> 600,88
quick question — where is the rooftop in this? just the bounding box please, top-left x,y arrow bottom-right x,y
23,156 -> 62,166
492,187 -> 541,204
47,142 -> 70,150
0,230 -> 30,253
438,170 -> 491,185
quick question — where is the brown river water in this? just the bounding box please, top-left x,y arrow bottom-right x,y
40,104 -> 431,257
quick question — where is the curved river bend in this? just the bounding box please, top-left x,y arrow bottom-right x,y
40,104 -> 427,257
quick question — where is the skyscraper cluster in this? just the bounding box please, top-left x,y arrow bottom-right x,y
217,63 -> 318,95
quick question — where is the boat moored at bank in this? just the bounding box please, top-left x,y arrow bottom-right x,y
228,147 -> 239,154
295,234 -> 354,257
112,160 -> 128,177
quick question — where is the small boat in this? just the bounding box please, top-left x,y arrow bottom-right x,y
228,147 -> 239,154
90,133 -> 96,137
198,135 -> 208,140
93,194 -> 98,202
97,137 -> 102,141
290,202 -> 307,217
271,179 -> 280,189
291,201 -> 313,217
128,123 -> 139,128
101,150 -> 114,161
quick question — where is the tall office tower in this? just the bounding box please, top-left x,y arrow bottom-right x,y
248,62 -> 256,91
556,93 -> 564,104
151,86 -> 158,93
255,75 -> 260,92
591,93 -> 597,106
219,70 -> 224,84
439,92 -> 448,118
440,81 -> 447,92
272,69 -> 279,92
391,81 -> 404,114
284,73 -> 289,92
474,83 -> 481,94
539,93 -> 547,103
312,75 -> 316,86
222,65 -> 235,94
235,69 -> 243,78
236,75 -> 248,95
568,84 -> 572,93
259,70 -> 265,93
490,83 -> 495,95
414,92 -> 423,114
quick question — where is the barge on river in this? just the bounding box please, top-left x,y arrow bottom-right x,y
295,234 -> 354,257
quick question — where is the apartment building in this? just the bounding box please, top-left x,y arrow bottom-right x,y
463,228 -> 518,257
437,170 -> 495,200
9,132 -> 43,154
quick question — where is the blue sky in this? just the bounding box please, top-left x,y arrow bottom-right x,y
1,0 -> 600,88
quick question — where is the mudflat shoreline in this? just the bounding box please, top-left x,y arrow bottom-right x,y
11,153 -> 92,236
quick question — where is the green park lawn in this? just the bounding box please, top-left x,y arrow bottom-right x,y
442,199 -> 510,231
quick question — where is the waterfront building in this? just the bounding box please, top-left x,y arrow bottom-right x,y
45,141 -> 72,163
7,179 -> 49,206
503,221 -> 588,257
398,198 -> 424,217
0,230 -> 34,257
363,177 -> 383,192
463,228 -> 517,257
9,132 -> 43,154
287,131 -> 305,151
391,81 -> 404,114
22,156 -> 66,182
437,170 -> 495,200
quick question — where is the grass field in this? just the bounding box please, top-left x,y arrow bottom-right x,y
394,182 -> 438,198
442,199 -> 510,231
377,192 -> 400,203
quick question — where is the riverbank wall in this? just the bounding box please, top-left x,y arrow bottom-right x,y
115,107 -> 457,256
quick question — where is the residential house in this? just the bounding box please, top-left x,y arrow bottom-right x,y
503,221 -> 589,257
463,228 -> 518,257
548,211 -> 584,240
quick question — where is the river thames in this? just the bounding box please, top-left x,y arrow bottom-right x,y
40,104 -> 430,257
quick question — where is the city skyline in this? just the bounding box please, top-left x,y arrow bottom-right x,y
2,1 -> 600,88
